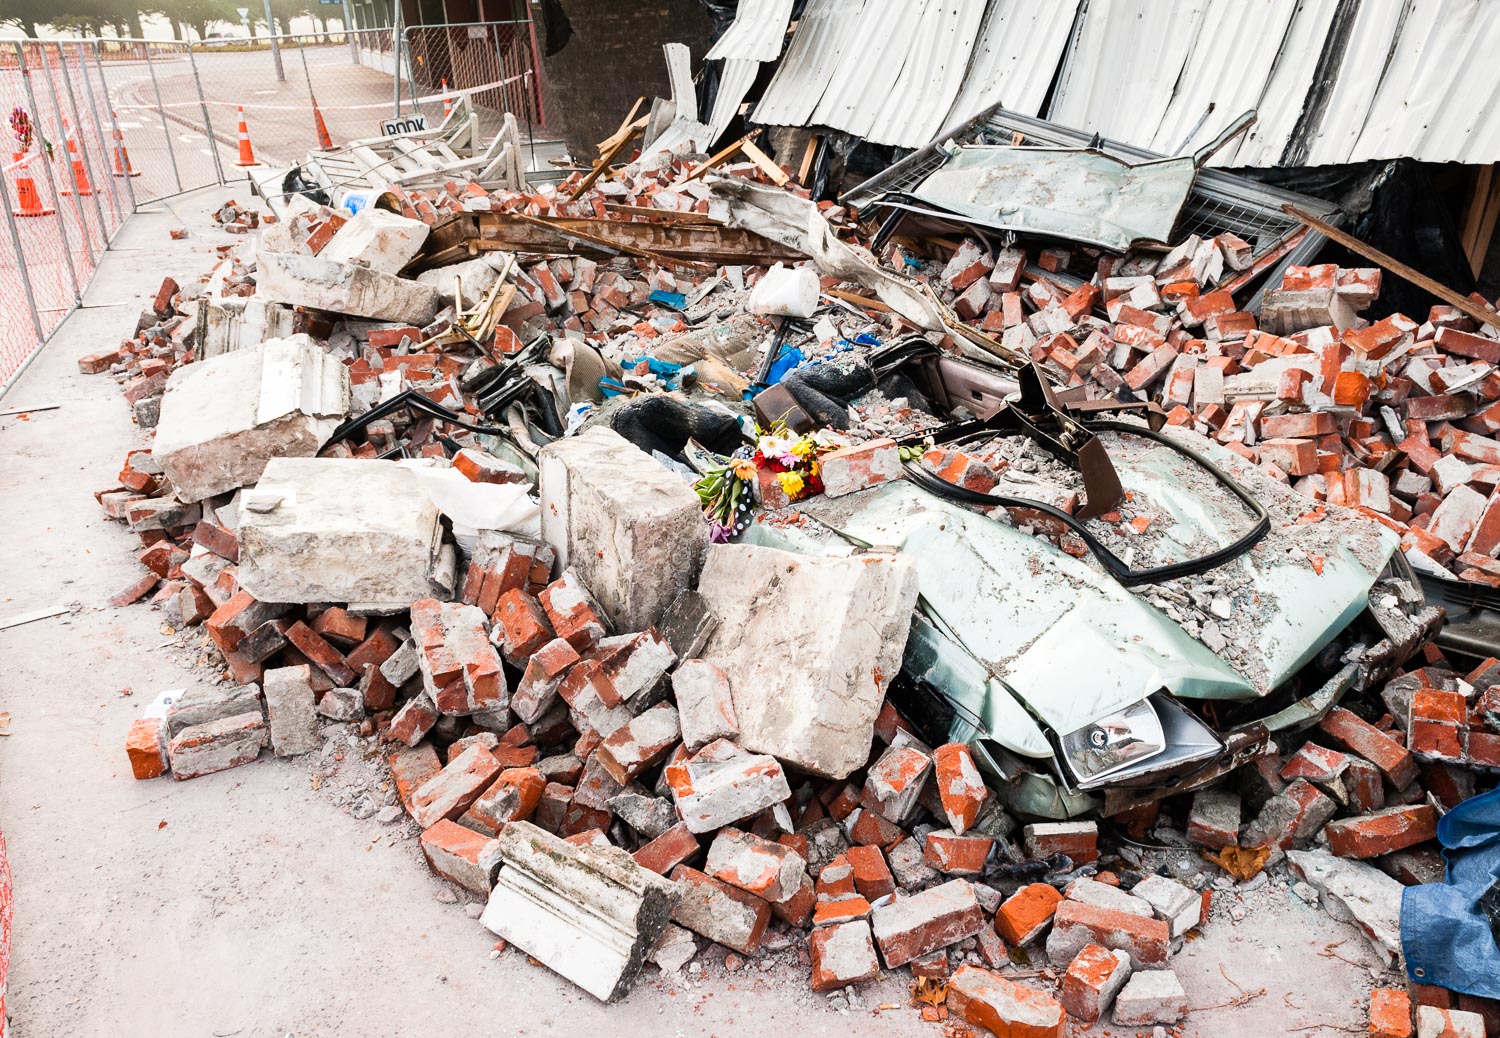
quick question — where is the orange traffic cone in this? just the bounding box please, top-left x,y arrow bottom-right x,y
311,97 -> 334,151
233,106 -> 260,168
442,79 -> 452,120
109,113 -> 140,178
9,152 -> 55,218
59,118 -> 93,198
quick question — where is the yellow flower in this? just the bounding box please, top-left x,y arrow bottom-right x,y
777,470 -> 805,496
791,438 -> 816,458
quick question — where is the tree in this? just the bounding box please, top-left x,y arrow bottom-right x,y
161,0 -> 238,41
0,0 -> 51,38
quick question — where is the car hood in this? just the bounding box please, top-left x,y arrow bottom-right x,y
767,429 -> 1397,737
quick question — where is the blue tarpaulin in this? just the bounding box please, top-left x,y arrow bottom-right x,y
1402,787 -> 1500,996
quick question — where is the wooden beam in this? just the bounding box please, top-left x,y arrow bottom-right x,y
679,129 -> 761,185
797,135 -> 820,185
740,137 -> 790,187
1283,204 -> 1500,331
602,203 -> 720,224
596,97 -> 645,154
1462,164 -> 1500,278
564,130 -> 636,203
823,288 -> 892,313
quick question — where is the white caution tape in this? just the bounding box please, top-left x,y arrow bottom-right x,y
112,70 -> 531,113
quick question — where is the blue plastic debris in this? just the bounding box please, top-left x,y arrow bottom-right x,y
1402,786 -> 1500,998
649,289 -> 687,309
766,346 -> 803,385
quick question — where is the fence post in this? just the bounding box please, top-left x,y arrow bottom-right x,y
79,40 -> 137,216
142,42 -> 185,195
0,163 -> 47,345
185,42 -> 227,187
46,42 -> 115,248
28,43 -> 96,275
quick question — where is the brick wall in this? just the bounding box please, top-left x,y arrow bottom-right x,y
537,0 -> 713,157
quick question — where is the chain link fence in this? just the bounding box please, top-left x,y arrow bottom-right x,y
0,17 -> 543,391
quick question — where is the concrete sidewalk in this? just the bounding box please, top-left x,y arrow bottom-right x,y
0,187 -> 1386,1037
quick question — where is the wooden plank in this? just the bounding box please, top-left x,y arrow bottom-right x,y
462,212 -> 805,266
824,288 -> 892,313
1462,164 -> 1500,277
602,203 -> 720,224
564,130 -> 636,203
740,137 -> 790,187
595,99 -> 646,154
797,135 -> 820,185
1283,204 -> 1500,331
679,130 -> 761,185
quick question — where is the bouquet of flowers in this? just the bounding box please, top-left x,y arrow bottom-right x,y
10,107 -> 33,153
693,422 -> 851,541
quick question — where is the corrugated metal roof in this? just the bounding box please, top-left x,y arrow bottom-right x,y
942,0 -> 1082,125
753,0 -> 868,129
752,0 -> 1500,165
1343,0 -> 1500,165
707,57 -> 760,138
1213,0 -> 1341,167
706,0 -> 796,62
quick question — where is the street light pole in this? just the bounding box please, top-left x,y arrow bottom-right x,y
263,0 -> 286,82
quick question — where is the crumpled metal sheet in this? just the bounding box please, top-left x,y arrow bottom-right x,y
709,176 -> 945,331
908,144 -> 1197,251
706,0 -> 795,62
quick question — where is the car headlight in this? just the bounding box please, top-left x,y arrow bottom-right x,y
1059,700 -> 1166,788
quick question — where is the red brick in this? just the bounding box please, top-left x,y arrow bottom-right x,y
995,883 -> 1063,945
538,571 -> 605,652
419,818 -> 501,895
387,743 -> 442,813
924,830 -> 994,875
846,844 -> 895,901
933,742 -> 987,835
309,606 -> 366,646
283,621 -> 358,685
812,896 -> 872,927
126,717 -> 168,779
1325,805 -> 1439,859
632,821 -> 700,875
1048,900 -> 1169,968
947,965 -> 1065,1038
388,693 -> 439,747
808,920 -> 880,992
1060,943 -> 1130,1023
1319,707 -> 1419,789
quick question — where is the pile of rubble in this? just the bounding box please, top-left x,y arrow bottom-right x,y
78,102 -> 1500,1038
924,236 -> 1500,589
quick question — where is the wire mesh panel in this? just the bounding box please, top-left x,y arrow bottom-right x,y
0,42 -> 90,386
405,22 -> 544,140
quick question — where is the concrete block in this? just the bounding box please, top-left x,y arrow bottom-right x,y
1417,1006 -> 1486,1038
152,335 -> 349,503
262,664 -> 320,756
167,711 -> 267,779
672,659 -> 739,752
318,208 -> 429,274
256,250 -> 443,324
1112,970 -> 1188,1026
165,682 -> 262,737
1130,874 -> 1204,937
482,820 -> 679,1002
696,544 -> 918,779
1286,850 -> 1403,966
538,426 -> 706,630
415,254 -> 507,307
237,458 -> 443,608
